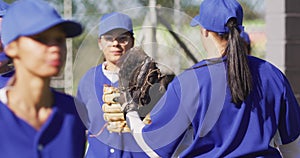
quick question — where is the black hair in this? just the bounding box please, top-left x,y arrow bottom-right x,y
223,18 -> 252,104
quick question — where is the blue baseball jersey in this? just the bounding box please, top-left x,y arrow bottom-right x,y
0,90 -> 86,158
134,56 -> 300,157
77,64 -> 149,158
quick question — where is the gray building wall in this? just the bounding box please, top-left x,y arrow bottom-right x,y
266,0 -> 300,103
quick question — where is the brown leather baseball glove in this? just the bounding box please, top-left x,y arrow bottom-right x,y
117,46 -> 174,120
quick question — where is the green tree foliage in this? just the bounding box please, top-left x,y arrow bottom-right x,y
4,0 -> 264,60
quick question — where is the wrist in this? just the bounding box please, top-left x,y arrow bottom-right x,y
122,102 -> 138,119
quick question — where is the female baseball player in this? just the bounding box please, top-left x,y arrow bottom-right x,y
0,0 -> 86,157
76,12 -> 149,157
123,0 -> 300,157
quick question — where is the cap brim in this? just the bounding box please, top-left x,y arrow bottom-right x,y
190,15 -> 201,27
22,19 -> 83,38
99,26 -> 132,37
60,21 -> 83,38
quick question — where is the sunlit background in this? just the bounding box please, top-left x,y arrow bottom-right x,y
4,0 -> 266,95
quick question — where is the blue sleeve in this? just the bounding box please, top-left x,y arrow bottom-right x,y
278,75 -> 300,144
141,77 -> 192,157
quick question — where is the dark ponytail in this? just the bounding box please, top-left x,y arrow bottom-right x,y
225,18 -> 252,104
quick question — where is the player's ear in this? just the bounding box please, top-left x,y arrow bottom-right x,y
4,41 -> 18,58
200,27 -> 209,37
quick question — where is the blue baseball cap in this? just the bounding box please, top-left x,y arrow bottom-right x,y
0,0 -> 9,17
190,0 -> 244,33
1,0 -> 83,47
98,12 -> 133,37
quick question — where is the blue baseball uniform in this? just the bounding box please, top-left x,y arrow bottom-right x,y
0,89 -> 86,158
127,56 -> 300,157
77,64 -> 149,158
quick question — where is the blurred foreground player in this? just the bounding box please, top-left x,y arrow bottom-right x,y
0,0 -> 86,157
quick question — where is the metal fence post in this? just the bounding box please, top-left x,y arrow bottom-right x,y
64,0 -> 73,95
